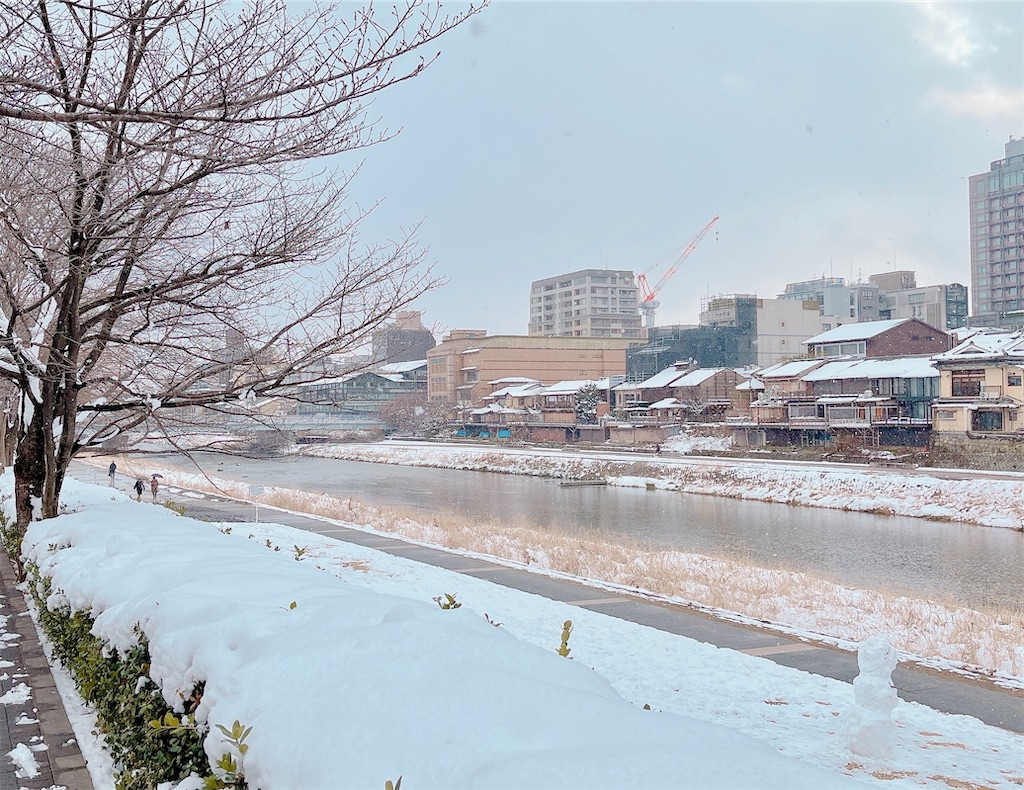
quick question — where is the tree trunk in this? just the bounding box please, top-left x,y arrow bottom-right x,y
11,413 -> 47,579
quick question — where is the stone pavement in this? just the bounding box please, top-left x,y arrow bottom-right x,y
0,549 -> 93,790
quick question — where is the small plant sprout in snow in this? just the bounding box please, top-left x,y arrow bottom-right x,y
557,620 -> 573,657
385,777 -> 402,790
207,720 -> 252,789
293,545 -> 308,560
433,593 -> 461,610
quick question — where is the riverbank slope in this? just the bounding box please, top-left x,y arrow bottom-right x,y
298,440 -> 1024,530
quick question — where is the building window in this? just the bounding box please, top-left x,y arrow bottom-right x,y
972,410 -> 1003,431
1008,373 -> 1022,387
951,369 -> 984,397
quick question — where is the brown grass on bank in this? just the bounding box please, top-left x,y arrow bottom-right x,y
107,456 -> 1024,678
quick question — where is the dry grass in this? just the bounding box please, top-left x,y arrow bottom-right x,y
107,456 -> 1024,679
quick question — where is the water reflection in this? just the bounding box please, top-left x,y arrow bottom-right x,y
147,453 -> 1024,610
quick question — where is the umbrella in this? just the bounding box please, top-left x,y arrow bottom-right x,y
151,473 -> 164,479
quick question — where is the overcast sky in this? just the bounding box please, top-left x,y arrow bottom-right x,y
348,1 -> 1024,337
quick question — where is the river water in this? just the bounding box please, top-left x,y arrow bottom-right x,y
145,452 -> 1024,610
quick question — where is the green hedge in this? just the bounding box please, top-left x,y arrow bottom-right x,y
28,569 -> 228,789
0,492 -> 247,790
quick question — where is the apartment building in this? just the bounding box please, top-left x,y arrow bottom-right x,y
698,294 -> 832,367
876,281 -> 968,331
779,276 -> 880,322
528,269 -> 644,338
426,330 -> 637,405
969,137 -> 1024,327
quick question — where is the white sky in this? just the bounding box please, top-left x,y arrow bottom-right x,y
345,1 -> 1024,336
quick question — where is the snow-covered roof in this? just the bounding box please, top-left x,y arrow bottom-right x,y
803,318 -> 916,346
798,360 -> 865,382
592,376 -> 626,390
847,357 -> 938,379
636,366 -> 693,389
648,397 -> 683,409
378,360 -> 427,374
488,376 -> 540,386
485,383 -> 543,400
735,379 -> 765,391
932,331 -> 1024,361
540,380 -> 597,396
801,357 -> 938,382
671,368 -> 723,387
758,359 -> 826,379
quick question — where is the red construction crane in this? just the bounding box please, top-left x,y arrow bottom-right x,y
637,215 -> 719,328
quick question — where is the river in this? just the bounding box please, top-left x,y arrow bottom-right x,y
140,452 -> 1024,611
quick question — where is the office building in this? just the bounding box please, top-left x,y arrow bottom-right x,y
969,137 -> 1024,327
426,330 -> 637,405
528,269 -> 644,338
779,276 -> 880,322
875,282 -> 968,331
698,294 -> 834,367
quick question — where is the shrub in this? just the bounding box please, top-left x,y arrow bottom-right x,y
26,568 -> 243,789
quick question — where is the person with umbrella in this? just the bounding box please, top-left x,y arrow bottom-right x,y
150,473 -> 163,501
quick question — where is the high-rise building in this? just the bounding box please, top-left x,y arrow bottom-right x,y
528,269 -> 644,338
969,137 -> 1024,327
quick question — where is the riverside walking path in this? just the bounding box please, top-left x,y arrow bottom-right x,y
81,462 -> 1021,737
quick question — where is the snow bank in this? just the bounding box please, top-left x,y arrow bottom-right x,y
301,442 -> 1024,529
18,479 -> 861,789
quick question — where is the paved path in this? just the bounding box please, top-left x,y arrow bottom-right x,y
149,479 -> 1024,736
0,549 -> 93,790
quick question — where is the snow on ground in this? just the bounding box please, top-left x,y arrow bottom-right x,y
300,440 -> 1024,529
6,476 -> 1024,790
101,449 -> 1024,685
661,431 -> 733,454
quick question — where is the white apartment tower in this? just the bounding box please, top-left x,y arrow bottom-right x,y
969,137 -> 1024,327
528,269 -> 644,338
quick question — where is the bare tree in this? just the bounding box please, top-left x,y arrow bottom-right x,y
378,392 -> 452,436
0,0 -> 481,535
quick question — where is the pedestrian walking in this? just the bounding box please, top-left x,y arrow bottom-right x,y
150,474 -> 160,501
108,461 -> 117,486
133,479 -> 144,501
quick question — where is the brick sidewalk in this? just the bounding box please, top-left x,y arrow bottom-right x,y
0,550 -> 93,790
